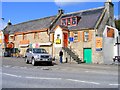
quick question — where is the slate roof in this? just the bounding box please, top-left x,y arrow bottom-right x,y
4,16 -> 56,34
4,6 -> 105,34
51,7 -> 105,31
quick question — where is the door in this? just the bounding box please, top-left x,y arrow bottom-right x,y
84,48 -> 92,64
63,33 -> 68,47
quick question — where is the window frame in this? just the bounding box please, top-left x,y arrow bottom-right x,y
73,31 -> 78,42
23,34 -> 27,40
61,16 -> 78,26
84,31 -> 89,42
61,19 -> 67,26
72,17 -> 77,26
34,32 -> 39,39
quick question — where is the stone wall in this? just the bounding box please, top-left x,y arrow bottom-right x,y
13,31 -> 51,56
69,30 -> 103,63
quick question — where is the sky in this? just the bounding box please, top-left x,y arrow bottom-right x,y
0,1 -> 119,29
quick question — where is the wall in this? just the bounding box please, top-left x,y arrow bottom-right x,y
103,25 -> 119,64
68,30 -> 104,64
54,26 -> 63,48
13,31 -> 51,57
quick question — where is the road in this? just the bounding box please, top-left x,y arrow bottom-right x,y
1,57 -> 119,88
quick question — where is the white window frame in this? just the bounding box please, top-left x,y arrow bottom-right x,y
84,31 -> 89,42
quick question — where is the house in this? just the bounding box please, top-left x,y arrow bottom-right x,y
3,1 -> 116,64
0,30 -> 4,49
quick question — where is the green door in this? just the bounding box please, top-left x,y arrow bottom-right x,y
84,48 -> 92,64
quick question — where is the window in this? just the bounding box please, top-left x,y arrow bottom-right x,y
26,49 -> 29,53
67,18 -> 71,25
61,17 -> 78,26
72,17 -> 77,25
73,32 -> 78,41
23,34 -> 27,40
62,19 -> 66,26
34,32 -> 39,39
57,34 -> 60,38
84,31 -> 89,42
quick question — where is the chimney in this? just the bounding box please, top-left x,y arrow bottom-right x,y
58,9 -> 64,15
7,20 -> 12,26
105,0 -> 114,27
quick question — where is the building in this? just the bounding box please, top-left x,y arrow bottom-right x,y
3,1 -> 116,64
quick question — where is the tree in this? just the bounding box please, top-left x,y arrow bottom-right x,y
115,19 -> 120,31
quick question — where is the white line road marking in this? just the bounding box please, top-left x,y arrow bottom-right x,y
109,84 -> 120,86
20,67 -> 27,69
12,66 -> 20,68
85,70 -> 118,75
67,79 -> 100,85
3,73 -> 21,78
25,76 -> 62,80
2,73 -> 100,85
3,65 -> 11,68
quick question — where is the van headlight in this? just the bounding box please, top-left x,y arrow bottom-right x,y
34,55 -> 39,59
49,55 -> 52,59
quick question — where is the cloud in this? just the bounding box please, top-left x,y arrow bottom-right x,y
54,0 -> 119,6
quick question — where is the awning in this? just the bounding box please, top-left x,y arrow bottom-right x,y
39,42 -> 52,46
19,44 -> 29,47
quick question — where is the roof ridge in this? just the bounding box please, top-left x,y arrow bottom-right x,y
63,6 -> 105,16
13,15 -> 56,26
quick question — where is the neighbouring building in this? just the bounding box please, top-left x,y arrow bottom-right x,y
3,1 -> 118,64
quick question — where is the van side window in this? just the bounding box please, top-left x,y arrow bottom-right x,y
29,48 -> 32,52
26,49 -> 29,53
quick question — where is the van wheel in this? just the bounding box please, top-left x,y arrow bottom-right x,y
25,57 -> 29,64
32,58 -> 36,66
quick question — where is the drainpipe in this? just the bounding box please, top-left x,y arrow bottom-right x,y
117,37 -> 119,56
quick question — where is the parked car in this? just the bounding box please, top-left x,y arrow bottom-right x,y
113,56 -> 120,62
25,48 -> 53,66
4,51 -> 11,57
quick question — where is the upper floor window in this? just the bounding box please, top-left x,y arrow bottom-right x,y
23,34 -> 27,40
34,32 -> 39,39
9,35 -> 14,41
72,17 -> 77,25
67,18 -> 71,25
62,19 -> 66,26
73,32 -> 78,41
61,16 -> 78,26
84,31 -> 89,42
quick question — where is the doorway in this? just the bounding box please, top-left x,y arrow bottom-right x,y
63,33 -> 68,47
84,48 -> 92,63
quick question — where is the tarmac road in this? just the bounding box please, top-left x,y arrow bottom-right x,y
2,57 -> 119,88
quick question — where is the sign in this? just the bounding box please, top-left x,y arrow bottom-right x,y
20,40 -> 29,44
55,38 -> 61,44
96,37 -> 102,51
29,44 -> 32,48
0,39 -> 2,44
69,37 -> 74,42
107,27 -> 114,38
35,43 -> 39,48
